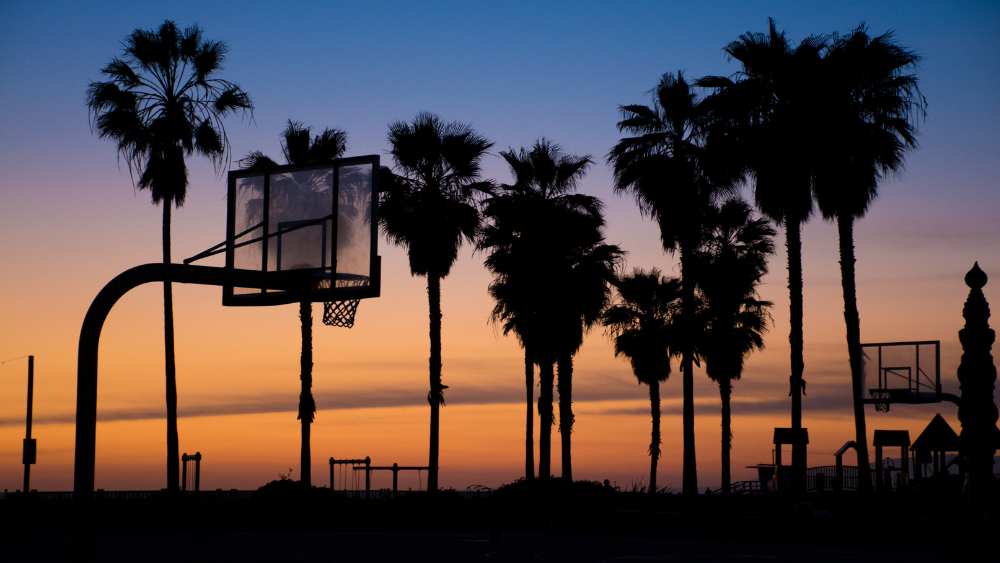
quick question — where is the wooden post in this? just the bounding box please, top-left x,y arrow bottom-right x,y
834,455 -> 843,492
875,444 -> 883,491
364,457 -> 371,495
392,462 -> 399,497
900,444 -> 909,487
194,452 -> 201,492
329,457 -> 335,489
181,454 -> 188,492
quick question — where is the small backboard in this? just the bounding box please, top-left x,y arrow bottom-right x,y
222,156 -> 380,306
862,340 -> 941,411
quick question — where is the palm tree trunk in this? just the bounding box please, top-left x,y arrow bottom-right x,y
524,351 -> 535,481
298,300 -> 315,486
557,353 -> 574,481
720,376 -> 732,495
427,272 -> 443,492
679,248 -> 698,496
837,213 -> 872,493
648,378 -> 661,495
538,360 -> 554,479
162,202 -> 179,493
786,216 -> 807,491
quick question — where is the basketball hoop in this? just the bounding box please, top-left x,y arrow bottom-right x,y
871,389 -> 891,413
321,277 -> 368,328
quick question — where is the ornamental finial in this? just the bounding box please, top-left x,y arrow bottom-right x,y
965,262 -> 987,290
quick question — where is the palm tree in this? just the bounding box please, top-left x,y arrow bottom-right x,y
479,139 -> 594,481
696,199 -> 774,494
243,120 -> 348,487
480,140 -> 619,481
87,20 -> 252,492
602,269 -> 682,494
608,72 -> 740,495
380,113 -> 493,491
698,20 -> 824,490
814,27 -> 925,492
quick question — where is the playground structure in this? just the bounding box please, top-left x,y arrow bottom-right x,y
911,414 -> 960,480
751,263 -> 997,496
771,427 -> 808,493
72,157 -> 381,496
329,457 -> 371,493
873,430 -> 910,491
355,463 -> 430,497
327,456 -> 430,496
181,452 -> 202,492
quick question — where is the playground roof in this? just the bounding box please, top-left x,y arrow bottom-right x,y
911,414 -> 960,452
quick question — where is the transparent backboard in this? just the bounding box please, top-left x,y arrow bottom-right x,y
223,156 -> 380,306
862,341 -> 941,405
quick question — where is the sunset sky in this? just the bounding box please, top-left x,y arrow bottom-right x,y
1,0 -> 998,493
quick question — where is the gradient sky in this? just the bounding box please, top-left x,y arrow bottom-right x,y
1,0 -> 998,492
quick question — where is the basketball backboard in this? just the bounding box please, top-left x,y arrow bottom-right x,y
221,156 -> 380,306
862,340 -> 941,411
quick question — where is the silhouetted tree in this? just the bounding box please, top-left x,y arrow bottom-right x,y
609,72 -> 740,495
814,26 -> 925,494
243,120 -> 348,486
695,199 -> 774,494
602,269 -> 682,494
87,20 -> 251,492
480,140 -> 619,481
699,20 -> 824,490
380,113 -> 492,491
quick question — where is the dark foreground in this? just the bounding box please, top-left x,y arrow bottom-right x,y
2,481 -> 991,562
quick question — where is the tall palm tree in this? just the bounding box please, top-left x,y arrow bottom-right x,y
814,27 -> 925,492
699,20 -> 824,490
243,120 -> 348,487
602,269 -> 682,494
87,20 -> 251,492
608,72 -> 740,495
696,199 -> 774,494
380,113 -> 493,491
480,139 -> 595,480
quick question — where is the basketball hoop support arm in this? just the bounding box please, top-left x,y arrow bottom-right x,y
73,263 -> 311,496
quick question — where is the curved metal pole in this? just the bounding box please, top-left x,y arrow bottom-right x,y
74,263 -> 307,496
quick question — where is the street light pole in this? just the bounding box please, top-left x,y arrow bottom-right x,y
23,355 -> 36,492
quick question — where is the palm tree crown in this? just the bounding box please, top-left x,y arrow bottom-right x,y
696,199 -> 774,383
242,120 -> 347,169
603,270 -> 681,387
814,26 -> 926,220
87,20 -> 252,206
381,113 -> 493,277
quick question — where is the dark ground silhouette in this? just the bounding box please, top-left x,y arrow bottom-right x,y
3,481 -> 989,562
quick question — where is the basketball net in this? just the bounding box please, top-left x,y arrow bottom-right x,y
871,389 -> 891,413
318,278 -> 366,328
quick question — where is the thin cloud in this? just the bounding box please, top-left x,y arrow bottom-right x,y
0,383 -> 646,427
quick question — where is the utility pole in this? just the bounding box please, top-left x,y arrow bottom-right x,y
23,355 -> 36,493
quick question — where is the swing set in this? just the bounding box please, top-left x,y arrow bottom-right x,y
328,456 -> 429,496
329,457 -> 371,495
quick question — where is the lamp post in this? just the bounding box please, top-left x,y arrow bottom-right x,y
22,355 -> 36,493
